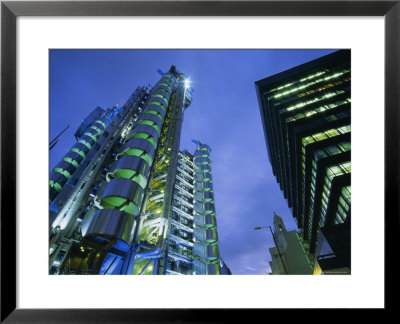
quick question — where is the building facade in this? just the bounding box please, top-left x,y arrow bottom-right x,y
313,222 -> 350,274
255,50 -> 351,272
49,65 -> 226,275
166,143 -> 223,275
269,214 -> 313,275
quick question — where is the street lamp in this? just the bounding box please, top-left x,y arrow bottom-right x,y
254,225 -> 288,274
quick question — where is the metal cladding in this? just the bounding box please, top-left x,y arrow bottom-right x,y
83,209 -> 135,252
207,263 -> 220,275
84,72 -> 180,252
49,113 -> 110,201
107,155 -> 150,188
97,177 -> 145,214
191,142 -> 222,274
63,151 -> 84,165
128,124 -> 160,143
140,113 -> 163,129
120,138 -> 156,161
205,228 -> 218,243
49,68 -> 229,275
206,245 -> 219,260
204,214 -> 217,228
168,147 -> 222,275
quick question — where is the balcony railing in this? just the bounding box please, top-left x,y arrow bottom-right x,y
176,174 -> 193,187
173,194 -> 193,208
169,234 -> 194,247
172,206 -> 194,220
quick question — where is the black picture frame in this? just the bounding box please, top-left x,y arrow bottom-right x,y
1,0 -> 397,322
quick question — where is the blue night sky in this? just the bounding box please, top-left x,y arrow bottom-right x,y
50,49 -> 336,275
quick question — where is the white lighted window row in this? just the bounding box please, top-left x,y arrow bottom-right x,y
285,98 -> 351,123
301,133 -> 351,190
313,140 -> 351,162
272,70 -> 350,99
268,71 -> 327,94
327,161 -> 351,178
285,89 -> 346,112
302,125 -> 351,148
318,170 -> 344,228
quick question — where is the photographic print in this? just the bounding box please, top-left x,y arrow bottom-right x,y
49,49 -> 351,275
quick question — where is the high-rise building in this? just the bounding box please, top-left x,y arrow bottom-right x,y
49,65 -> 226,275
313,221 -> 350,275
166,143 -> 223,275
268,214 -> 313,275
255,50 -> 351,272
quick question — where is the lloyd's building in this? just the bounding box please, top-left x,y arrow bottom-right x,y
49,65 -> 228,275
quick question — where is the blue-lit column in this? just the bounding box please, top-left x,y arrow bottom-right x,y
192,141 -> 221,275
129,70 -> 191,275
166,151 -> 195,275
82,70 -> 181,258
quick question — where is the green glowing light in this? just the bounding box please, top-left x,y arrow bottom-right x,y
130,132 -> 157,149
112,169 -> 147,189
49,180 -> 62,192
78,139 -> 92,150
53,168 -> 71,179
143,109 -> 163,122
151,94 -> 169,107
62,157 -> 79,168
138,120 -> 161,134
156,88 -> 169,97
100,196 -> 138,215
122,148 -> 152,166
90,125 -> 102,135
159,83 -> 171,92
83,132 -> 98,142
148,101 -> 167,112
95,120 -> 107,129
71,148 -> 86,158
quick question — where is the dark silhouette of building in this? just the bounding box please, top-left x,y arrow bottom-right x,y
255,50 -> 351,273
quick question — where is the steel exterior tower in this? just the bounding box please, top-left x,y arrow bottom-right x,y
49,65 -> 226,275
167,142 -> 222,275
50,65 -> 191,274
255,50 -> 351,271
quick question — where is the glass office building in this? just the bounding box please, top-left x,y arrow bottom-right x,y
49,65 -> 225,275
255,50 -> 351,272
